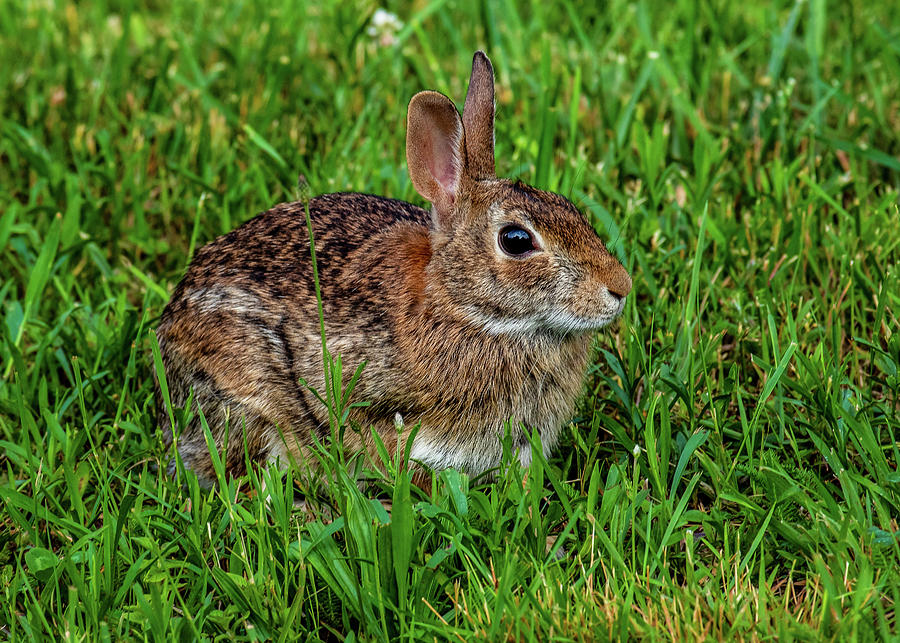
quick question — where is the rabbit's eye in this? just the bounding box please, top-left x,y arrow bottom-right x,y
499,226 -> 536,256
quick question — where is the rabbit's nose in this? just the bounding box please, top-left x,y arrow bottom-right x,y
606,271 -> 632,300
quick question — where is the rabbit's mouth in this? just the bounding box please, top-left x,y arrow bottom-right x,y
539,305 -> 626,335
461,299 -> 626,338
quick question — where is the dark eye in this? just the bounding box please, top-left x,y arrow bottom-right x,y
498,226 -> 536,256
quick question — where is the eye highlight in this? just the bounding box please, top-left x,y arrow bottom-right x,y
498,225 -> 536,256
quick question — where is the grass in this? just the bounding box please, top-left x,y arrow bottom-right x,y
2,0 -> 899,639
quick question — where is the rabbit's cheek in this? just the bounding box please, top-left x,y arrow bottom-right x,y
494,254 -> 547,289
550,262 -> 582,299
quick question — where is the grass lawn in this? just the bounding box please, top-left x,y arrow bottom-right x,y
2,0 -> 900,640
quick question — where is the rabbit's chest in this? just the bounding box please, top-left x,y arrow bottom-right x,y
397,334 -> 590,472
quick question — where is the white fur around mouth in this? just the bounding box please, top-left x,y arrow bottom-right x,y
463,298 -> 625,337
540,307 -> 624,334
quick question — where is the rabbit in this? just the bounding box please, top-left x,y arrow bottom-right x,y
155,51 -> 632,487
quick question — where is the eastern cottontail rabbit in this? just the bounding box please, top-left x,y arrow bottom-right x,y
155,52 -> 631,486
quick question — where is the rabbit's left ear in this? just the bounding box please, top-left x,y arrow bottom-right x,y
462,51 -> 496,180
406,90 -> 465,225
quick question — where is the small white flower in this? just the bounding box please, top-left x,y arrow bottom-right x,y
372,8 -> 400,28
367,9 -> 403,47
632,444 -> 642,458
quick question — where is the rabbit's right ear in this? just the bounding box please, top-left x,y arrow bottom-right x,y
462,51 -> 495,180
406,90 -> 465,227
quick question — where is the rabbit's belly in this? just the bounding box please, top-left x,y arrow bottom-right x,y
406,420 -> 562,475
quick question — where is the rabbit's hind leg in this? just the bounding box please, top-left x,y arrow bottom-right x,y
162,380 -> 273,487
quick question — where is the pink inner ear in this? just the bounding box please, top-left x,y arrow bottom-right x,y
427,128 -> 459,198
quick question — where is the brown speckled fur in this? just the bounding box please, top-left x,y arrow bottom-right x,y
155,52 -> 632,485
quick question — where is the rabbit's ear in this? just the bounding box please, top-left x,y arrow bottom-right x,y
406,90 -> 465,223
462,51 -> 495,180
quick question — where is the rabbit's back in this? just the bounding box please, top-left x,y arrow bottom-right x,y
165,193 -> 429,314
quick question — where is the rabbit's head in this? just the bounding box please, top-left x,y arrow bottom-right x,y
407,52 -> 631,338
